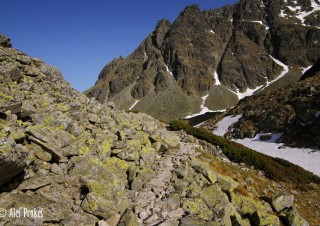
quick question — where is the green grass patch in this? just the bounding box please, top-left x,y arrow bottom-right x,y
169,120 -> 320,185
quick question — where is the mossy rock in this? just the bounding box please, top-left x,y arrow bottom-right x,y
215,172 -> 239,192
252,211 -> 280,226
70,157 -> 132,218
190,157 -> 217,184
139,146 -> 157,165
200,184 -> 230,210
279,207 -> 309,226
131,167 -> 155,191
231,193 -> 273,216
182,198 -> 213,220
118,209 -> 139,226
81,184 -> 129,219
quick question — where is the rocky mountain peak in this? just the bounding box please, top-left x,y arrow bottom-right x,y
86,0 -> 320,121
154,19 -> 171,48
178,4 -> 201,17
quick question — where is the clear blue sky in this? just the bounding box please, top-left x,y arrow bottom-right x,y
1,0 -> 238,91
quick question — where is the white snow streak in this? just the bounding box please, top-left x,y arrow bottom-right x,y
185,95 -> 225,119
129,100 -> 140,110
209,29 -> 215,34
243,20 -> 270,30
251,20 -> 264,25
235,133 -> 320,176
194,121 -> 206,128
213,114 -> 242,136
214,71 -> 221,85
265,55 -> 289,86
230,86 -> 263,100
301,65 -> 312,74
165,64 -> 174,77
226,57 -> 288,105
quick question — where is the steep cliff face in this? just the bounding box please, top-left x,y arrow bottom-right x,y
1,33 -> 317,225
86,0 -> 320,121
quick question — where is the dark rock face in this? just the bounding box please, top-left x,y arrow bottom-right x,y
204,69 -> 320,149
300,58 -> 320,80
86,0 -> 320,120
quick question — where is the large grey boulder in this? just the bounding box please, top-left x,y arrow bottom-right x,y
0,144 -> 29,186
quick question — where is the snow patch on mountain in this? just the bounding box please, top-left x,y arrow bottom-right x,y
212,113 -> 320,176
129,100 -> 140,110
242,20 -> 270,30
185,95 -> 225,119
265,56 -> 289,86
212,114 -> 242,136
165,64 -> 174,77
214,71 -> 221,85
235,133 -> 320,176
301,65 -> 312,74
280,0 -> 320,26
229,86 -> 263,100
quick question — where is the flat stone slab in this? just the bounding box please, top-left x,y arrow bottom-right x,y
147,178 -> 167,188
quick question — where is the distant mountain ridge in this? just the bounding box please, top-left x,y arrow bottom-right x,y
86,0 -> 320,121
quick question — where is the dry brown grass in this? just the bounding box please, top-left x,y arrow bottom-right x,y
201,154 -> 320,225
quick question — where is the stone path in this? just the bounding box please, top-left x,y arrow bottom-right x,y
132,142 -> 201,225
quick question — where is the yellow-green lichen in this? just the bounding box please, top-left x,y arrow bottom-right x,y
135,131 -> 151,146
182,198 -> 213,220
55,103 -> 70,112
99,140 -> 112,155
0,92 -> 14,100
231,193 -> 272,216
87,138 -> 95,147
79,145 -> 90,156
8,129 -> 25,141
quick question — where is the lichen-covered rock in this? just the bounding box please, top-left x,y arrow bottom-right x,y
271,194 -> 294,212
70,157 -> 131,218
34,144 -> 52,162
118,209 -> 139,226
26,125 -> 73,161
182,198 -> 213,220
279,207 -> 309,226
190,157 -> 217,184
252,211 -> 280,226
200,184 -> 230,210
215,172 -> 239,192
231,193 -> 273,216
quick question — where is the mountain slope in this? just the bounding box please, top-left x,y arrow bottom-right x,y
86,0 -> 320,121
202,59 -> 320,150
0,33 -> 317,225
